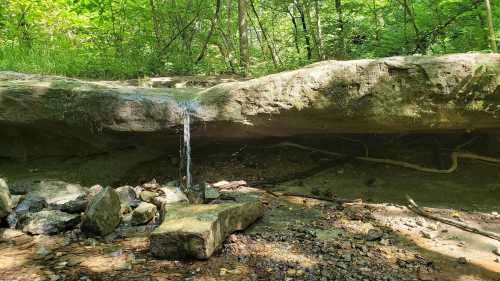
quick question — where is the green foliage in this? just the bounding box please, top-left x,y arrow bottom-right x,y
0,0 -> 498,79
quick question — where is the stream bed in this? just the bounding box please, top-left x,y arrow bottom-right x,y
1,132 -> 500,280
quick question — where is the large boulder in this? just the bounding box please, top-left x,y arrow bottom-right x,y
0,54 -> 498,158
197,53 -> 500,135
150,201 -> 265,259
17,210 -> 80,235
81,187 -> 121,236
0,178 -> 12,220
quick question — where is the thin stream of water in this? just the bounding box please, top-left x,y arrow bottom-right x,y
183,109 -> 192,190
179,100 -> 197,191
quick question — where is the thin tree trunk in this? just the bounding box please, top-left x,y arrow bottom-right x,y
249,0 -> 279,67
477,7 -> 489,46
159,13 -> 200,54
216,42 -> 236,73
371,0 -> 380,42
314,0 -> 324,59
334,0 -> 345,58
304,1 -> 319,58
226,0 -> 233,46
295,0 -> 312,60
196,0 -> 222,63
238,0 -> 250,75
398,0 -> 426,53
431,0 -> 446,51
484,0 -> 497,52
217,19 -> 238,71
149,0 -> 162,51
288,9 -> 301,54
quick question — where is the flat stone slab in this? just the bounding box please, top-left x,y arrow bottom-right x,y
150,202 -> 264,259
1,53 -> 499,159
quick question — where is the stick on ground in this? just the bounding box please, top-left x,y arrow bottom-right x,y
406,196 -> 500,242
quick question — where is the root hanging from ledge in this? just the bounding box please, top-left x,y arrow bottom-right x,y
270,142 -> 500,174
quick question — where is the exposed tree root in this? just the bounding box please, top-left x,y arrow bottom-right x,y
271,142 -> 500,174
406,196 -> 500,242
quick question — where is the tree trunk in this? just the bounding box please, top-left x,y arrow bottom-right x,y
314,0 -> 324,59
288,9 -> 301,54
249,0 -> 280,67
149,0 -> 163,52
399,0 -> 426,53
371,0 -> 380,42
295,0 -> 312,60
334,0 -> 345,58
238,0 -> 250,75
196,0 -> 222,63
216,24 -> 238,73
484,0 -> 497,52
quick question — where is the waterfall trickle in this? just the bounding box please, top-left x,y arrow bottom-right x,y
183,109 -> 192,190
178,100 -> 197,192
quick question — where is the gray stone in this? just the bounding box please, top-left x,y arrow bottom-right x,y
59,195 -> 88,214
81,187 -> 121,236
88,185 -> 103,198
8,180 -> 88,211
10,195 -> 23,209
457,257 -> 468,264
0,178 -> 12,220
366,229 -> 383,241
130,202 -> 157,226
115,186 -> 140,212
153,186 -> 188,207
185,183 -> 206,204
139,191 -> 158,203
17,210 -> 80,235
421,230 -> 436,239
493,246 -> 500,257
15,194 -> 47,215
150,201 -> 265,259
204,186 -> 220,202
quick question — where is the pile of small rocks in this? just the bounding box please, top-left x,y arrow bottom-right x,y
0,178 -> 205,237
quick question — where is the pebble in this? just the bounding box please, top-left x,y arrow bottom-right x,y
493,246 -> 500,257
420,230 -> 436,239
366,229 -> 383,241
457,257 -> 468,264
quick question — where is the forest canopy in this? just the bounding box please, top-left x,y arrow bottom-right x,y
0,0 -> 498,79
